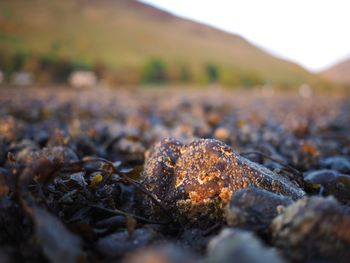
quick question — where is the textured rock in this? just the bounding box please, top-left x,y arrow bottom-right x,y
304,169 -> 350,203
320,156 -> 350,173
142,138 -> 304,222
271,196 -> 350,263
225,187 -> 293,235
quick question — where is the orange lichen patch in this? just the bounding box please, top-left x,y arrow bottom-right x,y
142,138 -> 305,222
189,191 -> 202,204
219,187 -> 232,203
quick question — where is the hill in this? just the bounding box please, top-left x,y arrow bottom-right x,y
0,0 -> 317,86
320,57 -> 350,84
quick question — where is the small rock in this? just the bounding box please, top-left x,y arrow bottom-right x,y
18,146 -> 78,167
271,196 -> 350,263
107,137 -> 146,164
225,187 -> 293,235
0,138 -> 6,165
207,228 -> 285,263
213,127 -> 230,141
320,156 -> 350,173
95,215 -> 127,228
96,228 -> 158,258
206,112 -> 221,126
16,146 -> 79,185
180,228 -> 211,253
0,168 -> 10,196
304,169 -> 350,203
0,117 -> 25,143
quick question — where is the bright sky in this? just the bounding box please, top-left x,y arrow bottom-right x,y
139,0 -> 350,72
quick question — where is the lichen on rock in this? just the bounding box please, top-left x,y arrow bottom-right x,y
141,138 -> 305,222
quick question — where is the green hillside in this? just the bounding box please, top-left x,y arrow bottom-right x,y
0,0 -> 318,86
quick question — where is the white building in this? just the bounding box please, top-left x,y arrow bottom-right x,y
69,71 -> 97,88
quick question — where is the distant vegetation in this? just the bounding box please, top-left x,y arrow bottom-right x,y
0,48 -> 91,83
0,48 -> 269,87
0,0 -> 332,88
143,58 -> 168,84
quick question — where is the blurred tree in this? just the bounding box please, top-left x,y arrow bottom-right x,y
143,58 -> 167,84
13,51 -> 29,71
206,63 -> 219,83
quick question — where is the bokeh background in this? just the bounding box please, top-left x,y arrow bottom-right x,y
0,0 -> 349,91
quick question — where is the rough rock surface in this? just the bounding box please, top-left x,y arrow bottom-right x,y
142,138 -> 304,222
271,196 -> 350,263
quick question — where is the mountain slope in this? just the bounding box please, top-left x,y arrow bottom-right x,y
321,58 -> 350,84
0,0 -> 315,85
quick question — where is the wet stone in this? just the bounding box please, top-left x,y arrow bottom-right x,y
319,156 -> 350,174
225,187 -> 293,235
142,138 -> 304,223
271,196 -> 350,263
304,169 -> 350,203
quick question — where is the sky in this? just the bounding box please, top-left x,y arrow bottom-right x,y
139,0 -> 350,72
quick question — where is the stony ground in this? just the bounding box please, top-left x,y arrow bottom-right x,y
0,86 -> 350,263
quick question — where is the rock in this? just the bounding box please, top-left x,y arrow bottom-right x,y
95,215 -> 127,229
122,244 -> 196,263
206,228 -> 285,263
225,187 -> 293,235
16,146 -> 79,186
31,207 -> 84,263
206,112 -> 221,126
320,156 -> 350,173
0,168 -> 10,197
271,196 -> 350,263
0,117 -> 25,143
10,139 -> 40,165
17,146 -> 78,165
96,228 -> 158,258
304,169 -> 350,203
142,138 -> 304,223
180,228 -> 211,253
0,138 -> 6,165
213,127 -> 230,141
115,137 -> 146,164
